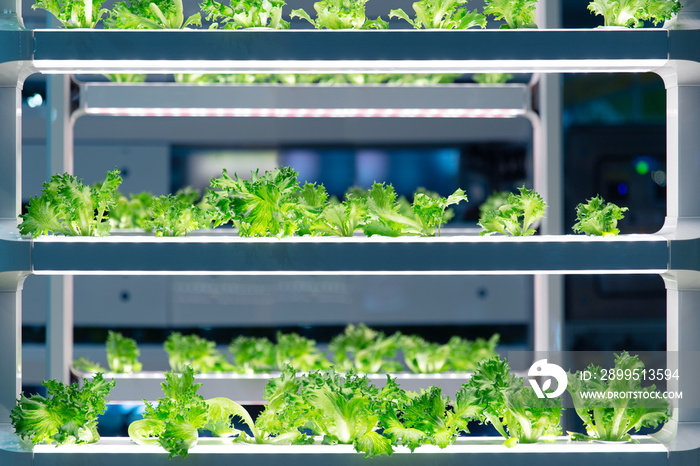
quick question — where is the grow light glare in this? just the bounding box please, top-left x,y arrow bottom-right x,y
83,107 -> 524,118
31,269 -> 669,276
32,59 -> 668,74
30,435 -> 668,455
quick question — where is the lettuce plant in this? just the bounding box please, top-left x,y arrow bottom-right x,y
201,0 -> 290,29
105,0 -> 201,29
468,356 -> 562,447
572,194 -> 628,236
483,0 -> 538,29
19,168 -> 122,237
290,0 -> 388,29
329,323 -> 403,373
389,0 -> 486,29
164,332 -> 234,373
32,0 -> 109,28
106,330 -> 143,373
567,351 -> 671,441
588,0 -> 682,27
11,374 -> 115,445
478,186 -> 546,236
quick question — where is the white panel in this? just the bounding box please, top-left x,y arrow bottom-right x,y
74,276 -> 168,327
169,275 -> 532,327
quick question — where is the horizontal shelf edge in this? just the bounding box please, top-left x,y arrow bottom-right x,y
13,28 -> 680,75
19,234 -> 670,275
77,83 -> 531,117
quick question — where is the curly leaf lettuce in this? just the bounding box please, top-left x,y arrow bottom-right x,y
19,168 -> 122,237
164,332 -> 234,373
329,323 -> 403,373
201,0 -> 290,28
572,194 -> 628,236
478,186 -> 546,236
11,373 -> 115,445
483,0 -> 538,29
588,0 -> 682,27
389,0 -> 486,29
105,0 -> 201,29
207,167 -> 303,237
33,0 -> 109,28
468,356 -> 562,447
106,330 -> 143,373
291,0 -> 388,29
567,351 -> 671,441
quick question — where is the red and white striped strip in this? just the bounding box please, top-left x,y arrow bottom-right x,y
85,107 -> 524,118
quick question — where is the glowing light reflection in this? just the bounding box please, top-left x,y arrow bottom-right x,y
83,107 -> 524,118
33,59 -> 667,75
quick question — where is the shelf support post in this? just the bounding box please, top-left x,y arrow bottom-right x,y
0,273 -> 27,423
658,17 -> 700,428
0,0 -> 33,424
533,0 -> 564,353
45,10 -> 74,384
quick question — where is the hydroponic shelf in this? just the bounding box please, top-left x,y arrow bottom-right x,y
26,29 -> 672,74
0,229 -> 682,275
0,422 -> 673,466
75,81 -> 531,119
3,10 -> 700,465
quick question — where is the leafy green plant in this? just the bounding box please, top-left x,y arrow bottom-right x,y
275,332 -> 331,371
228,336 -> 276,373
329,323 -> 403,373
105,0 -> 201,29
207,167 -> 307,237
446,334 -> 500,371
294,182 -> 328,235
384,74 -> 461,85
567,351 -> 671,442
173,73 -> 271,84
19,168 -> 122,237
588,0 -> 682,27
360,182 -> 468,237
399,334 -> 451,373
73,356 -> 106,373
32,0 -> 108,28
478,190 -> 511,216
468,356 -> 562,447
144,193 -> 210,237
296,369 -> 394,457
164,332 -> 234,373
389,0 -> 486,29
103,74 -> 148,83
478,186 -> 546,236
483,0 -> 538,29
290,0 -> 388,29
311,196 -> 368,237
473,73 -> 514,84
106,330 -> 143,373
11,373 -> 115,445
130,366 -> 309,457
572,194 -> 628,236
201,0 -> 290,28
110,191 -> 155,230
380,384 -> 481,451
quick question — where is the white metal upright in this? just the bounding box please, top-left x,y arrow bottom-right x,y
0,0 -> 32,422
533,0 -> 564,353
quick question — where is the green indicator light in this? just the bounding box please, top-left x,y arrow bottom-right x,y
635,160 -> 650,175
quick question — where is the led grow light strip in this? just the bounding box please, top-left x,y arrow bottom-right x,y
32,59 -> 668,75
83,107 -> 525,118
31,436 -> 667,454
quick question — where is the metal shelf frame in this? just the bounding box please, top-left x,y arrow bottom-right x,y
2,0 -> 700,462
